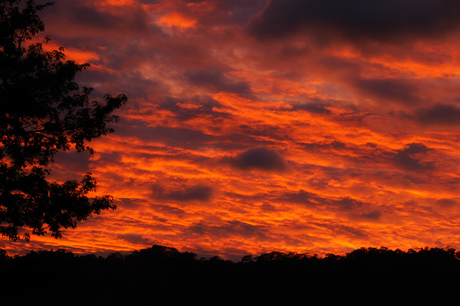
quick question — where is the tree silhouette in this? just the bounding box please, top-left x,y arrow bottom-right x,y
1,245 -> 459,305
0,0 -> 127,240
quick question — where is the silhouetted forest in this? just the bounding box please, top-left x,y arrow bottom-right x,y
1,245 -> 459,305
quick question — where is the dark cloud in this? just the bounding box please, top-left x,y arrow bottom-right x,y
213,0 -> 267,25
48,150 -> 92,183
159,96 -> 231,121
221,220 -> 267,239
366,142 -> 378,148
42,2 -> 165,80
151,126 -> 217,146
413,103 -> 460,126
402,143 -> 429,155
152,184 -> 214,202
279,190 -> 319,205
227,147 -> 288,172
332,224 -> 369,239
332,197 -> 364,211
394,143 -> 435,172
117,234 -> 151,245
116,198 -> 148,210
291,102 -> 332,115
93,152 -> 123,167
43,1 -> 152,36
52,151 -> 91,172
119,119 -> 289,153
77,70 -> 162,102
152,204 -> 186,217
302,140 -> 347,152
435,198 -> 457,208
279,191 -> 382,222
184,68 -> 252,96
260,202 -> 278,212
117,119 -> 216,147
356,210 -> 382,221
77,69 -> 120,87
236,124 -> 292,143
248,0 -> 460,43
188,220 -> 268,239
277,191 -> 381,221
351,77 -> 421,105
170,0 -> 266,26
331,198 -> 382,222
319,56 -> 364,75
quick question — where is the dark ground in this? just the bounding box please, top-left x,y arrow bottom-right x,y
1,245 -> 459,305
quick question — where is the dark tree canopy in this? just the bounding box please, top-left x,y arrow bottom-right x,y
0,0 -> 127,240
1,245 -> 459,305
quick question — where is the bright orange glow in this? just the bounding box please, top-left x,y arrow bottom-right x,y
102,0 -> 136,5
157,12 -> 197,28
43,42 -> 100,64
94,0 -> 137,8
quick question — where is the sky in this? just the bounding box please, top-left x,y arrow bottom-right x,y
2,0 -> 460,260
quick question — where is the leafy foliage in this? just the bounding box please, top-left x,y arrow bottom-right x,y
0,0 -> 127,240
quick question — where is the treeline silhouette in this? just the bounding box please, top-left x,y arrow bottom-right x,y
1,245 -> 459,305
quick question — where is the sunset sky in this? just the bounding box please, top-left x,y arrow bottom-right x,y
2,0 -> 460,260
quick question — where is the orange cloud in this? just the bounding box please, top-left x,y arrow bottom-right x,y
157,12 -> 197,28
43,42 -> 100,64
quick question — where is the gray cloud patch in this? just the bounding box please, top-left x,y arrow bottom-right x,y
228,147 -> 287,172
277,190 -> 382,222
184,68 -> 252,96
188,220 -> 268,239
153,184 -> 214,202
435,198 -> 457,207
413,103 -> 460,126
351,77 -> 421,105
116,198 -> 149,210
159,96 -> 231,121
184,0 -> 267,26
279,190 -> 319,205
43,1 -> 152,36
291,102 -> 332,115
333,198 -> 382,221
301,140 -> 347,152
53,150 -> 91,172
357,210 -> 382,220
394,143 -> 435,172
117,119 -> 216,147
117,234 -> 151,245
332,197 -> 365,211
152,204 -> 186,217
